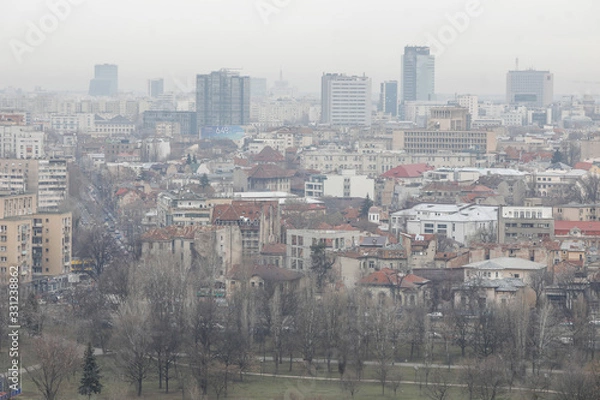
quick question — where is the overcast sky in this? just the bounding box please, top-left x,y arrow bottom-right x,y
1,0 -> 599,97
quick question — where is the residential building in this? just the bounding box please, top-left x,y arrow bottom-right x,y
143,110 -> 198,136
89,64 -> 118,97
357,269 -> 431,306
51,113 -> 95,133
554,204 -> 600,221
462,257 -> 546,285
91,115 -> 135,136
498,206 -> 554,244
286,225 -> 359,270
0,216 -> 32,286
393,204 -> 498,244
380,163 -> 434,184
379,81 -> 398,117
156,191 -> 212,227
300,149 -> 479,175
304,170 -> 374,199
196,69 -> 251,128
233,165 -> 294,193
401,46 -> 435,103
0,159 -> 68,210
392,129 -> 496,154
457,94 -> 479,119
0,126 -> 44,159
212,200 -> 280,258
321,73 -> 372,126
31,211 -> 72,276
506,69 -> 554,107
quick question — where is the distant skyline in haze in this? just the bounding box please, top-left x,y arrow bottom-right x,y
2,0 -> 599,96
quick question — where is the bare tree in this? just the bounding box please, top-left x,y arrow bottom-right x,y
425,369 -> 452,400
461,356 -> 507,400
340,370 -> 362,399
26,336 -> 80,400
112,298 -> 153,397
554,363 -> 600,400
569,174 -> 600,204
76,225 -> 118,280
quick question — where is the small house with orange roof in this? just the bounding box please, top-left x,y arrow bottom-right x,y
357,268 -> 431,306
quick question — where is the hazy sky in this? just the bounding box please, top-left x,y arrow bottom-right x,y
2,0 -> 599,96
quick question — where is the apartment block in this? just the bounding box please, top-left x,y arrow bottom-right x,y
286,226 -> 359,270
0,126 -> 44,159
321,73 -> 372,126
31,212 -> 72,275
498,206 -> 554,244
392,130 -> 497,154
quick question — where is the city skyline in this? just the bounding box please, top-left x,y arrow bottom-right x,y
1,0 -> 599,96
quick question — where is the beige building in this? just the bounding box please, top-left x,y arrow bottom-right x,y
428,106 -> 469,130
0,158 -> 68,210
0,193 -> 72,286
392,130 -> 497,154
31,212 -> 72,276
554,204 -> 600,221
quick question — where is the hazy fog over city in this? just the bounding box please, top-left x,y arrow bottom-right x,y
2,0 -> 599,95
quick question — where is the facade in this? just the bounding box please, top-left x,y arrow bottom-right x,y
305,170 -> 374,199
0,159 -> 68,210
143,110 -> 198,136
300,149 -> 479,175
554,204 -> 600,221
31,212 -> 72,276
0,126 -> 44,159
196,69 -> 251,128
156,191 -> 211,227
379,81 -> 398,117
428,106 -> 469,130
91,115 -> 135,136
392,129 -> 496,154
51,113 -> 95,133
148,78 -> 164,98
457,94 -> 479,119
401,46 -> 435,103
321,73 -> 372,126
506,70 -> 554,107
286,225 -> 359,270
498,206 -> 554,244
392,203 -> 498,244
89,64 -> 118,96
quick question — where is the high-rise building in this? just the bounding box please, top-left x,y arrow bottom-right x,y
506,70 -> 554,107
457,94 -> 479,119
89,64 -> 118,96
379,81 -> 398,117
148,78 -> 164,98
196,69 -> 250,130
401,46 -> 435,103
321,73 -> 372,126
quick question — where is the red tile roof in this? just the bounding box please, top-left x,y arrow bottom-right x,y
555,221 -> 600,236
261,243 -> 287,255
253,146 -> 285,163
247,164 -> 295,179
381,163 -> 433,179
357,268 -> 429,288
574,162 -> 593,171
212,201 -> 277,223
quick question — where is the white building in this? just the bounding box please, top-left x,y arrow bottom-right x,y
506,70 -> 554,108
0,126 -> 44,159
391,203 -> 498,244
457,94 -> 479,119
37,159 -> 68,210
286,226 -> 360,270
51,113 -> 95,133
305,170 -> 374,199
321,73 -> 372,126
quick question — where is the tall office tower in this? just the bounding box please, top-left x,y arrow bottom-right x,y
321,73 -> 372,126
457,94 -> 479,119
506,69 -> 554,107
88,64 -> 118,96
196,69 -> 250,129
401,46 -> 435,102
148,78 -> 164,98
379,81 -> 398,117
